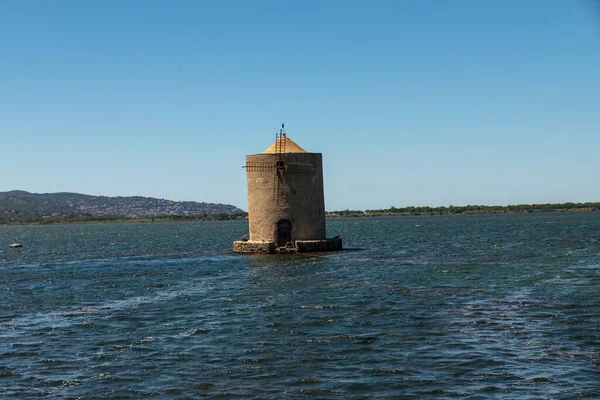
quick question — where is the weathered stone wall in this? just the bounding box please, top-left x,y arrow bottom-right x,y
245,153 -> 326,243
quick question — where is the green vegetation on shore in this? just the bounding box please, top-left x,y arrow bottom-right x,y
326,202 -> 600,218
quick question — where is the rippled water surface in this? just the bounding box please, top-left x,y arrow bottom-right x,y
1,213 -> 599,399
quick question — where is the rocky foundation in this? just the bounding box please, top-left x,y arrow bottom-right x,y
233,240 -> 277,254
233,238 -> 342,254
295,237 -> 343,253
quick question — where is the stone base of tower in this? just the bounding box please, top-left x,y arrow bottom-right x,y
233,240 -> 277,254
295,238 -> 343,253
233,237 -> 342,254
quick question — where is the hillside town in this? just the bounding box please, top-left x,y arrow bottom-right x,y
69,198 -> 238,218
0,191 -> 243,224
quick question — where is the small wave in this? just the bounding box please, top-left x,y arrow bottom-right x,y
306,333 -> 380,344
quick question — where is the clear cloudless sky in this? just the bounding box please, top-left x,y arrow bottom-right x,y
1,0 -> 599,211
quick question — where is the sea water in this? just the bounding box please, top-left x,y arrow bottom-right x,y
1,213 -> 599,398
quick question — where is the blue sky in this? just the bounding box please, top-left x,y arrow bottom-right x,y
1,0 -> 599,210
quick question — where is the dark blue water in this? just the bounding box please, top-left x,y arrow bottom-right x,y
1,213 -> 599,399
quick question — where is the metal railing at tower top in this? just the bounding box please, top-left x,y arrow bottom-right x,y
275,132 -> 286,157
273,127 -> 287,203
274,126 -> 287,170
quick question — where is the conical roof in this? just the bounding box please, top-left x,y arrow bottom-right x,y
263,136 -> 307,154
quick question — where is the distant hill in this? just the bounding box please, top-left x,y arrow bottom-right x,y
0,191 -> 244,224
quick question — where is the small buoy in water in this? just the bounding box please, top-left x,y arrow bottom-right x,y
9,243 -> 23,248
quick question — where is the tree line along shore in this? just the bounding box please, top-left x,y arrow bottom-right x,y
326,202 -> 600,218
2,202 -> 599,225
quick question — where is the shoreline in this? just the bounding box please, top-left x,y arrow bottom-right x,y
326,208 -> 599,218
2,207 -> 599,226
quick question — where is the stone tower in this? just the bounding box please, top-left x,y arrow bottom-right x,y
233,125 -> 342,254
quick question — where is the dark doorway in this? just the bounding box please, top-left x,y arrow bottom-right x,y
277,220 -> 292,247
